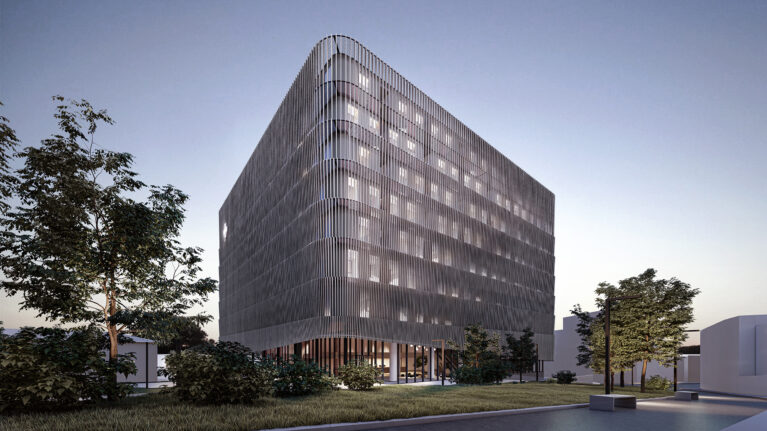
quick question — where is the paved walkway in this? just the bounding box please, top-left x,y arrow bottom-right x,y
369,391 -> 767,431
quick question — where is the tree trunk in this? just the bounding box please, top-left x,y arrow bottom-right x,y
610,372 -> 614,391
620,370 -> 625,387
640,359 -> 648,393
107,322 -> 119,400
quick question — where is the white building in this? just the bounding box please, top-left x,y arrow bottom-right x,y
701,315 -> 767,397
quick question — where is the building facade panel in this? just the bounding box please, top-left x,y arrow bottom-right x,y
219,35 -> 556,364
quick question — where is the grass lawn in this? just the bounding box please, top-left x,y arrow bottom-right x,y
0,383 -> 670,431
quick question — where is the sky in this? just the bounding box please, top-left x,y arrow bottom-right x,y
1,0 -> 766,345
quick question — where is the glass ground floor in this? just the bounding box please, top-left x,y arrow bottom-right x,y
262,338 -> 451,382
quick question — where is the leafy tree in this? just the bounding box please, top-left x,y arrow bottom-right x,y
611,269 -> 698,392
0,101 -> 20,214
135,315 -> 210,354
592,282 -> 638,389
0,97 -> 217,395
449,324 -> 506,384
504,327 -> 537,382
338,360 -> 380,391
570,304 -> 594,367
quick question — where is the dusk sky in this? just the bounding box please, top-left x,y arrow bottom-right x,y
2,0 -> 766,344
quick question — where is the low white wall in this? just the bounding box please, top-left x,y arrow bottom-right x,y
701,315 -> 767,397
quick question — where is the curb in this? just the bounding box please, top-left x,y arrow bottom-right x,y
263,402 -> 589,431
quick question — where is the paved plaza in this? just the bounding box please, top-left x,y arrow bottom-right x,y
369,389 -> 767,431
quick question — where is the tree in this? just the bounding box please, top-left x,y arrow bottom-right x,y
570,304 -> 594,367
0,97 -> 217,396
611,269 -> 698,392
136,316 -> 210,354
449,324 -> 506,384
504,327 -> 537,382
0,101 -> 20,214
594,281 -> 638,389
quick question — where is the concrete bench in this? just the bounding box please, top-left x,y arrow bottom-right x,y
674,391 -> 699,401
589,394 -> 637,411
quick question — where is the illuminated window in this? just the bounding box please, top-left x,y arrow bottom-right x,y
406,139 -> 416,153
369,255 -> 380,282
469,204 -> 476,219
347,176 -> 358,200
389,128 -> 399,146
513,203 -> 520,216
475,233 -> 482,248
369,185 -> 380,208
347,103 -> 359,123
358,146 -> 369,165
431,124 -> 439,135
464,227 -> 471,244
437,216 -> 446,234
413,175 -> 424,192
358,72 -> 369,89
398,100 -> 407,114
399,310 -> 408,322
389,260 -> 399,286
406,201 -> 416,222
417,313 -> 424,323
358,216 -> 370,242
399,231 -> 408,254
432,317 -> 439,324
444,250 -> 452,266
451,221 -> 459,239
475,181 -> 483,195
431,243 -> 439,263
481,210 -> 488,224
445,135 -> 452,147
430,183 -> 439,200
398,166 -> 408,184
347,249 -> 359,278
368,116 -> 379,131
437,159 -> 446,171
390,194 -> 399,216
464,174 -> 471,188
414,236 -> 424,258
415,113 -> 423,125
450,166 -> 459,180
359,294 -> 370,318
445,191 -> 454,207
469,263 -> 476,274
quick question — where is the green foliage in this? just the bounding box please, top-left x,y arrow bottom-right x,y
552,370 -> 577,384
0,96 -> 217,371
135,316 -> 210,354
570,305 -> 594,368
0,326 -> 136,413
450,324 -> 507,384
645,375 -> 671,391
0,101 -> 19,214
338,360 -> 380,391
163,341 -> 275,404
274,355 -> 336,396
504,327 -> 537,382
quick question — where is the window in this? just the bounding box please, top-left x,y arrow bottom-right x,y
369,185 -> 380,208
430,183 -> 439,201
358,216 -> 370,242
347,103 -> 359,123
415,113 -> 423,125
451,221 -> 459,239
445,191 -> 454,207
437,158 -> 446,171
431,243 -> 439,263
358,72 -> 369,89
390,195 -> 399,216
406,139 -> 416,153
437,215 -> 446,234
398,166 -> 408,184
464,227 -> 471,244
358,146 -> 369,166
475,233 -> 482,248
445,135 -> 452,147
406,201 -> 416,222
389,128 -> 399,146
431,124 -> 439,135
444,249 -> 452,266
368,116 -> 379,131
469,263 -> 476,274
413,175 -> 424,193
398,100 -> 407,114
399,231 -> 408,254
414,236 -> 424,258
359,294 -> 370,318
475,181 -> 483,195
417,313 -> 424,323
369,255 -> 380,282
347,176 -> 358,201
481,209 -> 488,224
399,310 -> 408,322
347,249 -> 359,278
464,174 -> 471,188
513,203 -> 520,217
389,260 -> 399,286
469,203 -> 476,219
450,166 -> 459,180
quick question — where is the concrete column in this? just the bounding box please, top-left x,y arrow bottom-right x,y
388,343 -> 399,382
430,347 -> 436,380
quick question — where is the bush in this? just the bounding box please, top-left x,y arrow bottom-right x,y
645,375 -> 671,391
451,352 -> 506,385
0,326 -> 136,413
552,370 -> 577,384
164,341 -> 275,404
338,360 -> 380,391
274,355 -> 336,396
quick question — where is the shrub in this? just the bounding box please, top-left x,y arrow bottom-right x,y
451,351 -> 507,385
338,360 -> 380,391
552,370 -> 577,384
274,355 -> 336,396
645,375 -> 671,391
164,341 -> 275,404
0,326 -> 136,413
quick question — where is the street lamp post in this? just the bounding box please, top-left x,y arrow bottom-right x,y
604,295 -> 640,395
674,329 -> 699,392
432,339 -> 445,386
